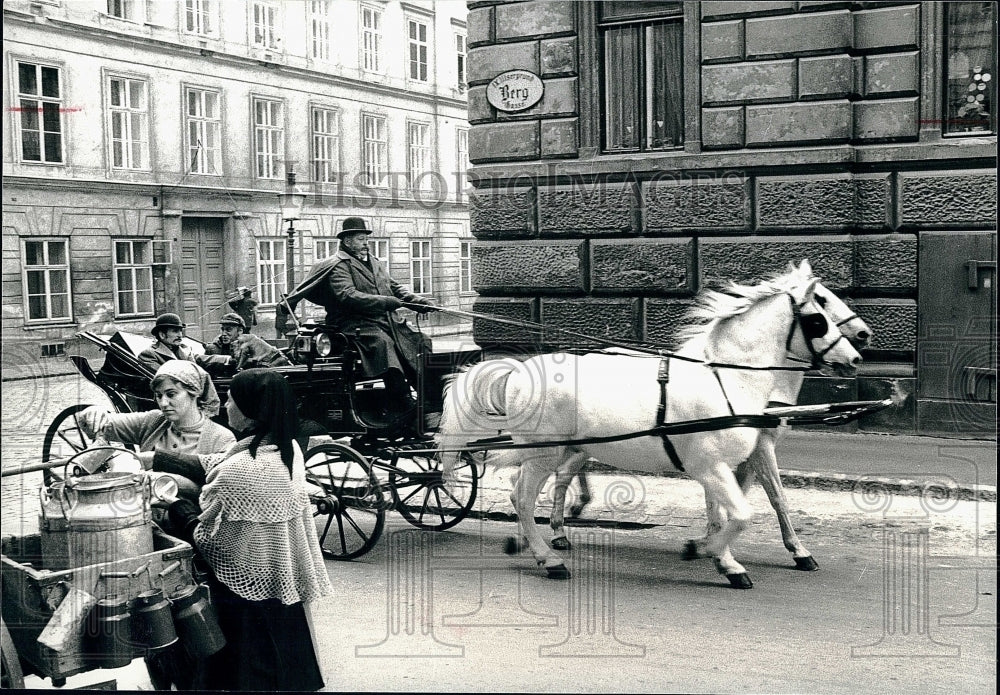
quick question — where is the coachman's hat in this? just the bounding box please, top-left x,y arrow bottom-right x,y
219,313 -> 246,329
152,313 -> 185,336
236,286 -> 252,295
337,217 -> 372,240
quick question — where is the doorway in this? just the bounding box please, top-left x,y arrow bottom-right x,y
180,218 -> 226,341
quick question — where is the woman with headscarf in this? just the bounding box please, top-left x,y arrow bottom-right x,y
163,369 -> 332,691
77,360 -> 235,496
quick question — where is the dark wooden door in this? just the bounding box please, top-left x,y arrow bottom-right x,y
917,231 -> 997,432
180,218 -> 225,341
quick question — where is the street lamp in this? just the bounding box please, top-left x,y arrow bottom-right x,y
279,168 -> 306,295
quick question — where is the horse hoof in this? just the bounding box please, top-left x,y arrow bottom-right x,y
726,573 -> 754,590
568,504 -> 585,519
546,564 -> 571,580
551,537 -> 571,551
681,540 -> 700,561
502,537 -> 522,555
794,556 -> 820,571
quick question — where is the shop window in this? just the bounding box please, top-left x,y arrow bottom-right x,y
945,1 -> 997,135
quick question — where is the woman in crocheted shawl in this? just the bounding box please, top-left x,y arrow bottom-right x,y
166,368 -> 333,691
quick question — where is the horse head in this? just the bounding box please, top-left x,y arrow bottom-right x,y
787,261 -> 872,350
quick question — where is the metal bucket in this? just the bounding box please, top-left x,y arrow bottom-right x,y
40,472 -> 154,571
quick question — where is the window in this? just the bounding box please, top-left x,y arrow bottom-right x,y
252,1 -> 281,50
410,240 -> 432,294
408,19 -> 429,82
186,87 -> 221,174
944,2 -> 997,134
600,1 -> 683,151
361,6 -> 383,72
407,122 -> 431,190
257,238 -> 286,302
23,239 -> 71,322
107,0 -> 138,21
108,77 -> 148,170
361,114 -> 387,187
312,107 -> 339,183
253,98 -> 284,179
456,128 -> 469,195
456,33 -> 467,89
314,238 -> 337,260
372,238 -> 389,264
185,0 -> 214,35
15,62 -> 64,164
309,0 -> 331,61
114,240 -> 153,316
459,240 -> 473,293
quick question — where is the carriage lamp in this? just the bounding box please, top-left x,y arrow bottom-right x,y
279,168 -> 307,295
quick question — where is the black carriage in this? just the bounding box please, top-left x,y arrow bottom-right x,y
42,322 -> 483,562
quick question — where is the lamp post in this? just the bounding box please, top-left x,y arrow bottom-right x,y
279,168 -> 306,296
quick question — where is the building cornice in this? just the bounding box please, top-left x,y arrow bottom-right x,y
3,10 -> 467,110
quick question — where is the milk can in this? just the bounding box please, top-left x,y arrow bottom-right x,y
170,584 -> 227,658
40,470 -> 154,570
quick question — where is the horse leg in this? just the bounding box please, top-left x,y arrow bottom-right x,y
753,430 -> 818,571
568,466 -> 592,518
505,452 -> 569,579
549,451 -> 589,551
684,463 -> 754,589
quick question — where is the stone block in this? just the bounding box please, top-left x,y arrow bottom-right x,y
469,188 -> 536,236
853,98 -> 918,140
467,6 -> 493,47
701,106 -> 745,149
468,42 -> 538,82
496,1 -> 574,40
644,299 -> 695,347
852,299 -> 916,352
745,10 -> 852,58
540,118 -> 578,158
855,174 -> 892,229
702,60 -> 795,104
473,240 -> 585,292
467,85 -> 493,123
539,298 -> 639,349
538,182 -> 634,234
855,234 -> 917,290
644,177 -> 750,230
858,376 -> 916,433
917,400 -> 996,436
853,5 -> 919,51
541,37 -> 576,75
798,55 -> 854,99
469,121 -> 540,162
756,175 -> 855,229
701,20 -> 743,62
702,1 -> 795,20
898,171 -> 997,228
590,238 -> 695,294
746,100 -> 851,145
864,52 -> 918,95
516,77 -> 577,118
471,297 -> 538,344
699,236 -> 853,289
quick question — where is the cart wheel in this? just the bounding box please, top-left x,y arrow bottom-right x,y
1,619 -> 24,689
305,443 -> 385,560
41,405 -> 133,486
388,452 -> 478,531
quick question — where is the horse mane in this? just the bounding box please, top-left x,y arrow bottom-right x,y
675,266 -> 811,343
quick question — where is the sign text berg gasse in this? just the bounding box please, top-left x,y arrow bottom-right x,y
486,70 -> 544,112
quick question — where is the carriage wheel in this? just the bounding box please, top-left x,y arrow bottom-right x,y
304,443 -> 385,560
387,452 -> 478,531
1,619 -> 24,689
40,405 -> 133,486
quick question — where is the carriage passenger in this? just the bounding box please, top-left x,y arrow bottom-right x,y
284,217 -> 438,413
76,360 -> 235,500
203,312 -> 246,358
160,369 -> 332,691
138,312 -> 233,380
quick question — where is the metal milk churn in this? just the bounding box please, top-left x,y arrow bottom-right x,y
39,471 -> 154,570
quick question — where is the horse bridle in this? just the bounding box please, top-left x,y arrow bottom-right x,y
784,292 -> 852,370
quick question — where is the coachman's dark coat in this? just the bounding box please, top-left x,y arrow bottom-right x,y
286,250 -> 432,380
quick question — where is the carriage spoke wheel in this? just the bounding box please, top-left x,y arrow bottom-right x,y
305,443 -> 385,560
388,452 -> 477,531
41,404 -> 134,486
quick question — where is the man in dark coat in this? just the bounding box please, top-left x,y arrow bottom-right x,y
285,217 -> 437,411
204,313 -> 245,358
227,287 -> 258,334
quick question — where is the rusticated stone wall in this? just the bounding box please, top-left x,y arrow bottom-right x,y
466,1 -> 997,435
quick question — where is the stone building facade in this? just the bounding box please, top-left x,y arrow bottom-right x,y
2,0 -> 473,371
466,1 -> 997,435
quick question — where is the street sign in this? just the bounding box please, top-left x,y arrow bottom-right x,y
486,70 -> 544,112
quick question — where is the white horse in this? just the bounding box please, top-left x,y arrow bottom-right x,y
545,272 -> 872,571
438,261 -> 862,589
